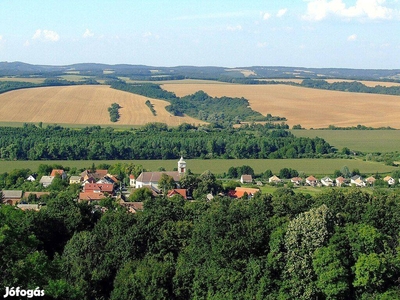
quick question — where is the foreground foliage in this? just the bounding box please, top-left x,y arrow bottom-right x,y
1,187 -> 400,299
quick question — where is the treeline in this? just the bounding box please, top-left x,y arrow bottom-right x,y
110,81 -> 284,124
0,123 -> 333,160
301,79 -> 400,96
1,187 -> 400,299
315,124 -> 396,130
0,78 -> 99,95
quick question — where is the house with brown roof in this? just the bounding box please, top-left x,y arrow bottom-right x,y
365,176 -> 376,186
23,192 -> 50,201
306,176 -> 318,186
240,174 -> 253,184
136,157 -> 187,189
136,171 -> 180,190
336,176 -> 347,187
291,177 -> 303,186
119,201 -> 144,213
167,189 -> 187,199
79,192 -> 107,203
80,169 -> 109,181
1,190 -> 23,205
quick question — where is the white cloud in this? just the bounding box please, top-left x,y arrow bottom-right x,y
143,32 -> 159,39
83,29 -> 94,38
24,40 -> 30,47
303,0 -> 395,21
263,12 -> 271,20
347,33 -> 357,41
227,25 -> 242,31
277,8 -> 288,17
32,29 -> 42,40
257,42 -> 267,48
0,35 -> 3,41
32,29 -> 60,41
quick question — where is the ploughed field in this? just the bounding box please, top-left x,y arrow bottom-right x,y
0,85 -> 205,126
162,83 -> 400,129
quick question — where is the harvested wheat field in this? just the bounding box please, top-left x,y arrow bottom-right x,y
163,83 -> 400,129
0,85 -> 205,126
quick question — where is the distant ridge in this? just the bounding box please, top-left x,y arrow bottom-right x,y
1,61 -> 399,80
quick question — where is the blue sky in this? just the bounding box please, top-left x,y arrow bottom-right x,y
0,0 -> 399,68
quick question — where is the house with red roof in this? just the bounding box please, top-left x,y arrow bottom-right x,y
50,169 -> 67,180
83,183 -> 114,194
167,189 -> 187,199
229,187 -> 260,198
129,175 -> 136,187
306,176 -> 318,186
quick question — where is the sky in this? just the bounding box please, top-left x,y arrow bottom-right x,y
0,0 -> 399,69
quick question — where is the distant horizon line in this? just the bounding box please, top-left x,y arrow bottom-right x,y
1,61 -> 400,71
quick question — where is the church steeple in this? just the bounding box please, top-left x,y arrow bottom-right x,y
178,156 -> 186,175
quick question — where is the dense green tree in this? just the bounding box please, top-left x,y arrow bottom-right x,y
158,173 -> 176,194
282,205 -> 335,299
128,187 -> 154,202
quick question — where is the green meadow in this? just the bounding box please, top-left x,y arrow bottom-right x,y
0,158 -> 396,176
291,130 -> 400,153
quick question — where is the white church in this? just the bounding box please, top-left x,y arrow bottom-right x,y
135,157 -> 187,190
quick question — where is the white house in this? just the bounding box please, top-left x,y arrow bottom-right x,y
336,176 -> 347,187
129,175 -> 136,187
351,175 -> 365,187
240,174 -> 253,184
39,176 -> 55,188
383,176 -> 395,185
321,176 -> 334,187
291,177 -> 303,185
269,175 -> 281,184
306,176 -> 318,186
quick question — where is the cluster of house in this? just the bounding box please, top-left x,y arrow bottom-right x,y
267,174 -> 397,187
1,158 -> 191,212
6,157 -> 396,213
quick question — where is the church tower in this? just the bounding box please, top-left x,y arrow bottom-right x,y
178,156 -> 186,175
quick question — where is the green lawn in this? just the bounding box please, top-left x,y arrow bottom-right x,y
0,158 -> 396,176
291,130 -> 400,153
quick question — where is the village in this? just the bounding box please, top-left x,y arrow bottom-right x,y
1,156 -> 398,213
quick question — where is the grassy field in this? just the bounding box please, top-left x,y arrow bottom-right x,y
0,158 -> 396,176
0,85 -> 205,126
162,83 -> 400,129
291,130 -> 400,153
0,77 -> 46,84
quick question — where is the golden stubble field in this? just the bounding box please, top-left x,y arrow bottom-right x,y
0,85 -> 205,126
162,83 -> 400,129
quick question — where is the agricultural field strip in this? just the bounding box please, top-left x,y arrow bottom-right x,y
291,130 -> 400,153
162,83 -> 400,129
0,85 -> 205,126
0,159 -> 395,175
